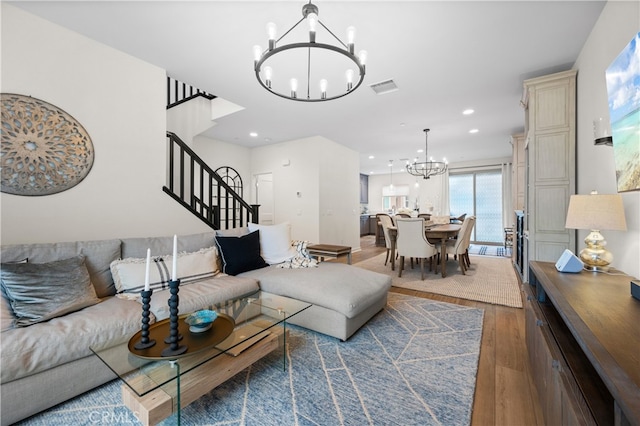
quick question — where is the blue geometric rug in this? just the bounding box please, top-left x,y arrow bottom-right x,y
468,244 -> 512,257
17,293 -> 484,426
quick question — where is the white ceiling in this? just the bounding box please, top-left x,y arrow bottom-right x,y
10,1 -> 606,175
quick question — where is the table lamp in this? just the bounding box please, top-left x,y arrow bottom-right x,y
565,191 -> 627,271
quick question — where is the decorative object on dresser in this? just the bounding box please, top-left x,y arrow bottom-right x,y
564,191 -> 627,271
253,1 -> 367,102
0,93 -> 95,196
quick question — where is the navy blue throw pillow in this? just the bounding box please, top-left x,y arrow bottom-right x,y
215,230 -> 268,275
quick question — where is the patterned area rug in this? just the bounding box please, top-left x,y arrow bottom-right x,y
356,253 -> 523,308
17,293 -> 483,426
468,244 -> 512,257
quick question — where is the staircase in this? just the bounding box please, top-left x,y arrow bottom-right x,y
166,76 -> 216,109
164,77 -> 258,230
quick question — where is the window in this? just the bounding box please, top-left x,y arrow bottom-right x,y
449,170 -> 503,243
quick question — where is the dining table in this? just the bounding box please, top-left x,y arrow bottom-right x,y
387,223 -> 462,277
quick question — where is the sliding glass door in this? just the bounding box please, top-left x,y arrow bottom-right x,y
449,170 -> 503,244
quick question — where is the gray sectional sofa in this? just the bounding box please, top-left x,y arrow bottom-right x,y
0,231 -> 391,425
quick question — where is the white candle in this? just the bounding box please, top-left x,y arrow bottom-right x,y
172,235 -> 178,281
144,248 -> 151,291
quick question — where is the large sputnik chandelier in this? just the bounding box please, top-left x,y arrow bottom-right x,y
253,1 -> 367,102
406,129 -> 448,179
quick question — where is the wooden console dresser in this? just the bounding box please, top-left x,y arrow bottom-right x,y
526,261 -> 639,425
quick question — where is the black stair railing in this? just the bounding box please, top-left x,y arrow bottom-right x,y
163,131 -> 259,230
166,76 -> 216,110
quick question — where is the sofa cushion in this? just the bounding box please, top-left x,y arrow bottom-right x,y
1,293 -> 15,332
0,297 -> 142,383
215,230 -> 269,275
239,262 -> 391,318
148,275 -> 260,320
111,247 -> 218,298
120,232 -> 216,259
215,227 -> 249,237
0,239 -> 122,298
1,255 -> 101,327
248,222 -> 296,265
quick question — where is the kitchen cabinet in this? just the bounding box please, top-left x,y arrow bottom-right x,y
368,216 -> 377,235
359,174 -> 368,204
360,216 -> 369,237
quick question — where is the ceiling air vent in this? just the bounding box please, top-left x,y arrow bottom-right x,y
369,79 -> 398,95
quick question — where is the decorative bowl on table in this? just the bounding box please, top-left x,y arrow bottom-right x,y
184,310 -> 217,333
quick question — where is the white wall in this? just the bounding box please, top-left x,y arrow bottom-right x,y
573,1 -> 640,278
0,4 -> 212,244
251,136 -> 361,250
318,139 -> 360,248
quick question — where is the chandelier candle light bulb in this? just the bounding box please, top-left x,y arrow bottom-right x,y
320,79 -> 328,99
346,26 -> 356,52
346,69 -> 354,91
308,12 -> 318,42
266,22 -> 277,50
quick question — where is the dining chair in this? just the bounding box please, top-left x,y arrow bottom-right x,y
395,218 -> 438,280
376,213 -> 394,266
444,216 -> 475,274
431,215 -> 450,225
418,213 -> 431,220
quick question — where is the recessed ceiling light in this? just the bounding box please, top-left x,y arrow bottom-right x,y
469,129 -> 479,134
417,149 -> 424,153
369,171 -> 374,174
463,109 -> 474,115
249,132 -> 258,137
368,155 -> 375,159
264,137 -> 271,142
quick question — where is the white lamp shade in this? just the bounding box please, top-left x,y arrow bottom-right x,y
565,194 -> 627,231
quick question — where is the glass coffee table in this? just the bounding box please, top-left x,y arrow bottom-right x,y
91,291 -> 311,425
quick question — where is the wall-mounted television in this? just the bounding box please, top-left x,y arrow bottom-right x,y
605,32 -> 640,193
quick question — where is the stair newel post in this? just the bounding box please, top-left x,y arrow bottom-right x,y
251,204 -> 260,224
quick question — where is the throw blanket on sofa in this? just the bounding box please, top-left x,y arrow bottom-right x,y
276,240 -> 318,269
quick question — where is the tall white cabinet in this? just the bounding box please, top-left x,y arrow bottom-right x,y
522,70 -> 576,281
512,133 -> 526,211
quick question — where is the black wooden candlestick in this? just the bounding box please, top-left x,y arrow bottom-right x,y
134,289 -> 156,350
161,279 -> 187,357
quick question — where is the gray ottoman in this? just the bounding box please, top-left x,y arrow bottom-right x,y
240,262 -> 392,340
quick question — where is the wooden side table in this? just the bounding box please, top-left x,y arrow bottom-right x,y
307,244 -> 352,264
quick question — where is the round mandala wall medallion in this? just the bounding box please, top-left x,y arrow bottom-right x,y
1,93 -> 95,196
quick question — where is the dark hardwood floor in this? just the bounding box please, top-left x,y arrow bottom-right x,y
347,236 -> 544,426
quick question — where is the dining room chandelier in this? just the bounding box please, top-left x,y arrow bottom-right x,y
406,129 -> 448,179
253,1 -> 367,102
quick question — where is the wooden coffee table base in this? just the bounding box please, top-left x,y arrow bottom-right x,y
122,329 -> 285,425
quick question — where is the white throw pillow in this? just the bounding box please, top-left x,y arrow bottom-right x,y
111,246 -> 218,298
248,222 -> 296,265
